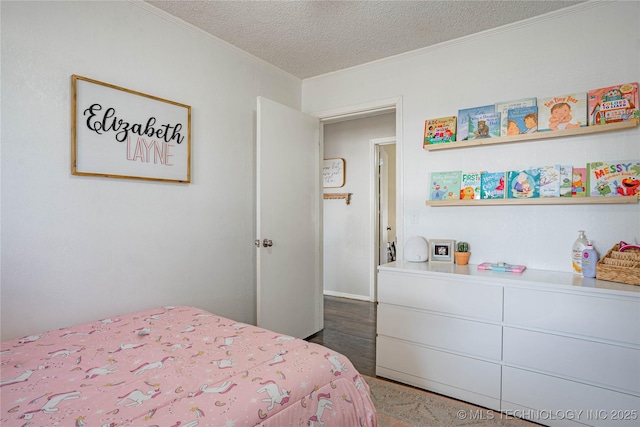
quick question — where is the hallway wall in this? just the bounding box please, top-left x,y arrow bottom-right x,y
322,113 -> 395,300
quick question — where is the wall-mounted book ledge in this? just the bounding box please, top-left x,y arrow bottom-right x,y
423,120 -> 639,151
426,196 -> 639,207
324,193 -> 352,205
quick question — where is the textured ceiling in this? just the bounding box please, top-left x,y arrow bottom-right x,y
146,0 -> 584,79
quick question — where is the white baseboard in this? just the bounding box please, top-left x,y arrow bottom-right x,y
323,290 -> 374,302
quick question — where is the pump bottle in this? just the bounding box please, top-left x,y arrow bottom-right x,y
572,230 -> 588,274
582,241 -> 598,278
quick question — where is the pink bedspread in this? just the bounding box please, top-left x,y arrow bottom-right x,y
1,305 -> 377,426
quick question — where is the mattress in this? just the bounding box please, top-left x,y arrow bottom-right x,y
1,305 -> 377,426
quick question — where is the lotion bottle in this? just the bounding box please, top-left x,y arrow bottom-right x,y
581,241 -> 598,278
572,230 -> 588,275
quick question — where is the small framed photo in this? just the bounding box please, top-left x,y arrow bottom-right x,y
429,239 -> 456,264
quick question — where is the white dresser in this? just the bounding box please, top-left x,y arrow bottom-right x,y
377,261 -> 640,426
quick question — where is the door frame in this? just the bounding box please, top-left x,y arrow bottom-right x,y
370,137 -> 396,302
313,96 -> 403,302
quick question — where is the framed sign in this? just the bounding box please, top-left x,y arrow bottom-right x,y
71,75 -> 191,183
429,239 -> 456,264
323,158 -> 345,188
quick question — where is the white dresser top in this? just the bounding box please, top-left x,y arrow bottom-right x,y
379,261 -> 640,297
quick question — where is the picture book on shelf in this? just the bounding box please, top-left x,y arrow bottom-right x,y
456,104 -> 494,141
559,165 -> 572,197
430,171 -> 462,201
538,93 -> 587,132
588,82 -> 639,125
495,97 -> 536,136
460,172 -> 483,200
586,160 -> 640,197
507,106 -> 538,135
424,116 -> 456,146
468,113 -> 500,140
572,167 -> 587,197
538,165 -> 560,197
480,172 -> 506,199
506,169 -> 540,199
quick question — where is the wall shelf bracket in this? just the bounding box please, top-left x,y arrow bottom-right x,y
324,193 -> 352,205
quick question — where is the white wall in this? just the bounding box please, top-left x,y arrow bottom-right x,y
0,0 -> 301,340
304,1 -> 640,272
322,113 -> 395,299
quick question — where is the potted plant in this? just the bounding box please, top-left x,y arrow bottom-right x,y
455,241 -> 471,265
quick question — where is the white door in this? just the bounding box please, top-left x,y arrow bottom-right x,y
256,96 -> 323,339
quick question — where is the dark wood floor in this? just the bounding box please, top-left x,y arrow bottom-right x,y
306,295 -> 376,376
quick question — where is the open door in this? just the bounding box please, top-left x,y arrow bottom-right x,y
256,97 -> 323,339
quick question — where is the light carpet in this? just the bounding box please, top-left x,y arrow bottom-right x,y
363,375 -> 537,427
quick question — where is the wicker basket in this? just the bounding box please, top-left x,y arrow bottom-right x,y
596,243 -> 640,286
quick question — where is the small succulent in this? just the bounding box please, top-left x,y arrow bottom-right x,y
456,241 -> 469,252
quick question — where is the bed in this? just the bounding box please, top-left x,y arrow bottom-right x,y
1,305 -> 377,426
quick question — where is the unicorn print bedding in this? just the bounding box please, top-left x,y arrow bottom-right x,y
1,305 -> 377,426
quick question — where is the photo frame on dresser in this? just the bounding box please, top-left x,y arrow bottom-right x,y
429,239 -> 455,263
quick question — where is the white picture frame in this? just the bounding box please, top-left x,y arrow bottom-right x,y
323,158 -> 345,188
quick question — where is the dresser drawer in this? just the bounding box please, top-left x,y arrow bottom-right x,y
504,287 -> 640,345
378,303 -> 502,360
504,327 -> 640,394
378,271 -> 502,321
377,336 -> 502,403
503,366 -> 640,427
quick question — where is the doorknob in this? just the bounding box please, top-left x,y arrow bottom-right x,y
262,239 -> 273,247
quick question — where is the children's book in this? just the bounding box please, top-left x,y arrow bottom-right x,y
495,98 -> 536,136
468,113 -> 500,140
424,116 -> 456,147
506,169 -> 540,199
477,262 -> 526,273
430,171 -> 462,201
460,172 -> 483,200
572,167 -> 587,197
559,165 -> 573,197
586,160 -> 640,197
480,172 -> 506,199
456,104 -> 494,141
588,82 -> 639,125
507,106 -> 538,135
538,165 -> 560,197
538,93 -> 587,132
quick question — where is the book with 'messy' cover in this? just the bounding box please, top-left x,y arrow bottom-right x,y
588,82 -> 639,125
495,97 -> 537,136
424,116 -> 457,147
468,113 -> 500,140
456,104 -> 494,141
586,160 -> 640,197
538,93 -> 587,132
429,171 -> 462,201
